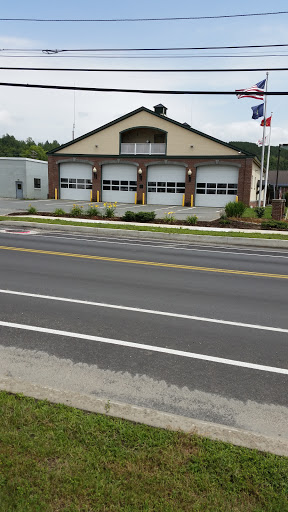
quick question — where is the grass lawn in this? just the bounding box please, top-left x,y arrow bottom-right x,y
2,216 -> 288,240
0,392 -> 287,511
242,206 -> 273,219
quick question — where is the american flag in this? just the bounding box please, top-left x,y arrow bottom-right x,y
236,79 -> 266,100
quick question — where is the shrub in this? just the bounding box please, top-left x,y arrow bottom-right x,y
262,220 -> 288,230
224,201 -> 246,218
27,204 -> 37,214
186,215 -> 198,225
85,204 -> 100,217
103,202 -> 117,218
219,218 -> 231,225
122,211 -> 136,222
253,206 -> 265,218
53,208 -> 66,216
163,212 -> 176,224
70,204 -> 83,217
134,211 -> 156,223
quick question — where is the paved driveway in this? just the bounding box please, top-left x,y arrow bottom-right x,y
0,198 -> 222,221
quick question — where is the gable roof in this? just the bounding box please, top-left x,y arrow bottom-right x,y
48,106 -> 256,157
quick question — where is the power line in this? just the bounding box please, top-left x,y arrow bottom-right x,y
1,43 -> 288,52
1,66 -> 288,73
2,53 -> 288,59
0,11 -> 287,22
0,82 -> 287,95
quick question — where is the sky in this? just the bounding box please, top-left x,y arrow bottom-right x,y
0,0 -> 288,147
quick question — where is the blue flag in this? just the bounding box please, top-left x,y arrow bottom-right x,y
251,103 -> 264,119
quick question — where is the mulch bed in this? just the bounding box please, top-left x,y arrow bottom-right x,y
7,211 -> 278,230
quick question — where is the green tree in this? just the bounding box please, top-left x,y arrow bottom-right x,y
20,144 -> 48,161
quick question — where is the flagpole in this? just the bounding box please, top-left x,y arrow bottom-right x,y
258,72 -> 269,207
263,113 -> 272,208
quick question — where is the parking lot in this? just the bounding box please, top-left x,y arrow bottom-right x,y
0,198 -> 222,221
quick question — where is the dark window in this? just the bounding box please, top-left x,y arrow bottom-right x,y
129,185 -> 137,191
120,186 -> 128,191
176,188 -> 185,193
207,189 -> 216,194
228,190 -> 237,195
157,182 -> 166,187
70,178 -> 76,183
77,184 -> 85,189
197,183 -> 205,188
69,184 -> 76,189
148,187 -> 156,193
103,186 -> 110,190
121,181 -> 128,185
112,186 -> 119,190
228,183 -> 238,188
34,178 -> 41,189
148,182 -> 156,187
61,178 -> 68,183
207,183 -> 216,189
103,180 -> 110,185
217,183 -> 226,189
177,182 -> 185,187
167,188 -> 175,193
157,187 -> 165,193
112,180 -> 119,185
167,182 -> 175,187
130,181 -> 137,186
61,184 -> 68,189
196,189 -> 205,194
77,179 -> 85,184
217,190 -> 227,194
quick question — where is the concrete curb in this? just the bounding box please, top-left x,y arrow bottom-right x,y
1,219 -> 288,248
1,376 -> 287,456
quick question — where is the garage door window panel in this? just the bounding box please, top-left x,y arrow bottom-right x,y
129,181 -> 137,191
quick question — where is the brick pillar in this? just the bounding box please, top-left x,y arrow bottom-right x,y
92,164 -> 101,202
271,199 -> 286,220
185,167 -> 195,206
137,165 -> 146,204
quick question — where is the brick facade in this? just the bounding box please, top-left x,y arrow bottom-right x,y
48,155 -> 254,205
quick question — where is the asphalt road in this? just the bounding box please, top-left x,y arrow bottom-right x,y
0,229 -> 287,441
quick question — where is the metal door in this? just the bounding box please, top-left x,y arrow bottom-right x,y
16,181 -> 23,199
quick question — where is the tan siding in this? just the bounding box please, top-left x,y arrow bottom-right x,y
56,111 -> 240,157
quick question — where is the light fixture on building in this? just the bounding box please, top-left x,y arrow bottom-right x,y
187,169 -> 192,182
138,168 -> 143,181
92,166 -> 97,178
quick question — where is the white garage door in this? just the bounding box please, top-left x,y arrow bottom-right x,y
147,165 -> 186,205
60,162 -> 92,200
195,166 -> 239,207
102,164 -> 137,203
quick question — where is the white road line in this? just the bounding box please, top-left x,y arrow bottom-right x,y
26,233 -> 288,259
0,320 -> 287,375
0,289 -> 287,334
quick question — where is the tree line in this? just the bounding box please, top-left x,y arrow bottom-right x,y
0,134 -> 60,161
229,141 -> 288,170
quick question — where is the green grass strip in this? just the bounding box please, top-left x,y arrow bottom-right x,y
1,216 -> 288,240
0,391 -> 287,511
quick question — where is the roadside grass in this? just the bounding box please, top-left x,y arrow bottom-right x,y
0,392 -> 287,512
1,216 -> 288,240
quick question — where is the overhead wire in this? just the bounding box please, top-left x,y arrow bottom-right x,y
0,11 -> 287,22
1,66 -> 288,73
0,82 -> 286,95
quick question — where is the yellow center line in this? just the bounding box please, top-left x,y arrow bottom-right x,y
0,245 -> 287,279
